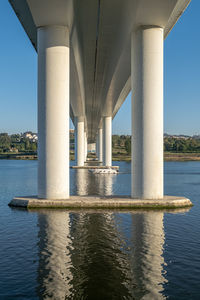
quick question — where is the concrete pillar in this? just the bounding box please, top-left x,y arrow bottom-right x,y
96,133 -> 99,160
98,127 -> 103,162
75,127 -> 77,163
131,26 -> 163,199
75,117 -> 85,166
88,143 -> 95,153
84,132 -> 87,161
103,117 -> 112,166
37,26 -> 69,199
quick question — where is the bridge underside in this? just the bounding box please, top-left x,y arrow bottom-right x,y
10,0 -> 190,142
9,0 -> 191,201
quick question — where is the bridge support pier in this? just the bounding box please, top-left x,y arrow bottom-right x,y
75,117 -> 85,166
96,133 -> 99,160
103,116 -> 112,166
37,26 -> 70,199
84,132 -> 88,161
131,26 -> 163,199
98,127 -> 103,162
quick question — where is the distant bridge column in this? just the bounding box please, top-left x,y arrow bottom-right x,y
84,132 -> 88,161
75,117 -> 85,166
96,133 -> 99,160
103,117 -> 112,166
98,127 -> 103,162
37,26 -> 69,199
131,26 -> 163,199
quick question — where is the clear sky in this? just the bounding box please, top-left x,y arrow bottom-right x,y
0,0 -> 199,135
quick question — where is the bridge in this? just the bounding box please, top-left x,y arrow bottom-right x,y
8,0 -> 193,207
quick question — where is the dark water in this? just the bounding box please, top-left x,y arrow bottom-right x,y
0,160 -> 200,299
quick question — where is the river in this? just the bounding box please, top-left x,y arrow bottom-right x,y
0,160 -> 200,299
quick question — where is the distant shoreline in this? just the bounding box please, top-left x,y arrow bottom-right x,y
113,152 -> 200,162
1,152 -> 200,162
0,153 -> 37,160
164,152 -> 200,161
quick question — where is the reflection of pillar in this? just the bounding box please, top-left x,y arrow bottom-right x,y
95,174 -> 115,196
75,117 -> 85,166
37,26 -> 69,199
103,116 -> 112,166
131,26 -> 163,199
37,212 -> 72,299
96,174 -> 104,195
131,212 -> 166,299
37,210 -> 167,299
84,132 -> 88,161
76,169 -> 88,195
104,175 -> 114,196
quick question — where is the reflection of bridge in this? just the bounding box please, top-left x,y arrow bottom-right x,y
75,169 -> 115,196
9,0 -> 191,200
36,209 -> 167,299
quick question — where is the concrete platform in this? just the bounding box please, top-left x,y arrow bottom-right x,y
9,195 -> 193,209
71,165 -> 119,169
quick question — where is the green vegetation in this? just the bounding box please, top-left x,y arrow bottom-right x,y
125,139 -> 131,155
0,133 -> 37,153
1,132 -> 200,161
112,135 -> 131,161
164,137 -> 200,152
112,135 -> 200,161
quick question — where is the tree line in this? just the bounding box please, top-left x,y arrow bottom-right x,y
0,133 -> 37,153
1,132 -> 200,154
164,137 -> 200,152
112,135 -> 200,155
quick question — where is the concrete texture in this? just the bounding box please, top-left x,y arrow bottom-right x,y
97,127 -> 103,162
75,117 -> 85,166
131,26 -> 163,199
84,131 -> 88,161
9,196 -> 193,209
37,26 -> 70,199
103,116 -> 112,166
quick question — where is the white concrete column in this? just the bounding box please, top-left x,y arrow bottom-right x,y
131,26 -> 163,199
84,132 -> 87,161
103,117 -> 112,166
96,133 -> 99,160
75,117 -> 85,166
37,26 -> 69,199
98,127 -> 103,162
75,127 -> 77,163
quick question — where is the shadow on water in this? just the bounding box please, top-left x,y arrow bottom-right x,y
35,207 -> 190,300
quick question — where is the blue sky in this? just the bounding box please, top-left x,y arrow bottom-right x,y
0,0 -> 199,135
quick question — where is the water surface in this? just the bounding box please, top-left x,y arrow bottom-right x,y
0,160 -> 200,299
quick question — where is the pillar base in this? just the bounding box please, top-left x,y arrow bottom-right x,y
71,165 -> 119,169
9,195 -> 192,209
